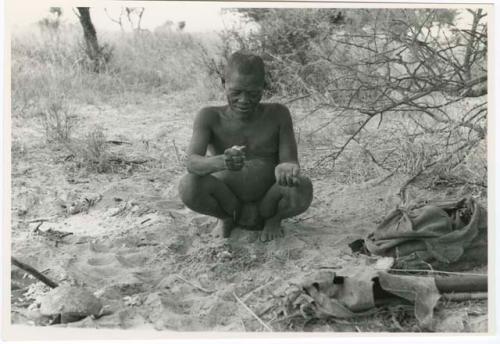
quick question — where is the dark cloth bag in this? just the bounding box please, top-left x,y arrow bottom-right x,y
363,198 -> 487,269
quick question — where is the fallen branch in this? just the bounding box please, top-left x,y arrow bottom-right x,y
108,157 -> 149,165
314,115 -> 374,168
136,242 -> 159,247
373,171 -> 396,186
106,140 -> 132,145
284,93 -> 312,105
175,274 -> 214,293
398,139 -> 479,201
26,218 -> 52,224
172,139 -> 182,166
32,221 -> 44,233
398,157 -> 447,202
442,292 -> 487,302
233,291 -> 274,332
388,268 -> 487,277
352,137 -> 391,172
240,279 -> 275,302
11,257 -> 58,289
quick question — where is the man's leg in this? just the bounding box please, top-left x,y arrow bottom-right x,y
258,176 -> 313,241
178,173 -> 240,237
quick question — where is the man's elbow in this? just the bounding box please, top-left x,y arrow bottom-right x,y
185,157 -> 197,174
185,156 -> 206,176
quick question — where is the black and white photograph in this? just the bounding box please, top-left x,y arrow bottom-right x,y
3,0 -> 494,339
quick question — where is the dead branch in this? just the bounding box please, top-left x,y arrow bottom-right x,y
175,274 -> 214,293
352,137 -> 391,171
388,268 -> 487,277
172,139 -> 182,166
108,157 -> 149,165
313,115 -> 373,168
233,291 -> 274,332
26,218 -> 52,224
398,140 -> 479,200
104,7 -> 124,31
136,8 -> 145,30
106,140 -> 132,145
11,257 -> 59,288
442,292 -> 487,302
284,94 -> 312,105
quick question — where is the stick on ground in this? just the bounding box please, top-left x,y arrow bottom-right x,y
442,292 -> 488,302
11,257 -> 59,289
233,291 -> 274,332
388,268 -> 487,277
175,274 -> 214,293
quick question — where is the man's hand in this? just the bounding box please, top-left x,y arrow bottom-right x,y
224,145 -> 246,171
275,162 -> 300,187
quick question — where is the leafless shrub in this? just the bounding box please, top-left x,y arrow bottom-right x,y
37,101 -> 77,143
65,126 -> 111,173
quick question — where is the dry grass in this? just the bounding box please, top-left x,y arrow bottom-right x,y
72,126 -> 111,173
37,99 -> 76,143
11,24 -> 219,119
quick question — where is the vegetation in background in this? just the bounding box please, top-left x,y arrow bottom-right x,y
11,7 -> 488,193
213,8 -> 487,192
11,19 -> 214,117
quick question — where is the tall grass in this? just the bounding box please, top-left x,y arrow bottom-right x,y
11,23 -> 220,118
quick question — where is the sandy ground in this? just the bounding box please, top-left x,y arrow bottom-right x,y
10,92 -> 488,332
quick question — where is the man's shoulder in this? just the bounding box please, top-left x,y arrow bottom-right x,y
195,106 -> 225,124
261,102 -> 290,112
198,105 -> 225,116
261,103 -> 291,121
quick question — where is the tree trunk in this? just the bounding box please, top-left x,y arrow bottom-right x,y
76,7 -> 103,72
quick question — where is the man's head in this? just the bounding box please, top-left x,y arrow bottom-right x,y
224,51 -> 265,118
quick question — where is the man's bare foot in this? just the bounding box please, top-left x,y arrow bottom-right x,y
259,216 -> 284,242
216,218 -> 236,238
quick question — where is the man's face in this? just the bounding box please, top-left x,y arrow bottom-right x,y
225,71 -> 264,117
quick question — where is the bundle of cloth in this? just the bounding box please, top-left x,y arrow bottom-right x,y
359,197 -> 487,270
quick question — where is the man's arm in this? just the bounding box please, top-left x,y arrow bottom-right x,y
277,104 -> 299,164
186,108 -> 226,176
275,104 -> 301,186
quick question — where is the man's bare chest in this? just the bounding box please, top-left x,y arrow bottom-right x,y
211,119 -> 279,155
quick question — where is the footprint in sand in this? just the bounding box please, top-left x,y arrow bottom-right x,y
87,255 -> 116,266
66,242 -> 153,288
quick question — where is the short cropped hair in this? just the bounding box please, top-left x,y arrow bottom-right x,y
224,51 -> 265,83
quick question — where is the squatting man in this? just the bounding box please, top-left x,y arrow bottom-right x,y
179,51 -> 313,242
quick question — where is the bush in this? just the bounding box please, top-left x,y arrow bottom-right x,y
37,99 -> 77,143
64,126 -> 111,174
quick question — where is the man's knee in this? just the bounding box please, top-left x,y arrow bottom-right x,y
277,175 -> 313,214
293,175 -> 313,211
178,173 -> 210,209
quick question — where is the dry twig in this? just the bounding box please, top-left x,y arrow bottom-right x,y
387,268 -> 487,277
175,274 -> 214,293
11,257 -> 58,289
442,292 -> 487,301
233,291 -> 274,332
